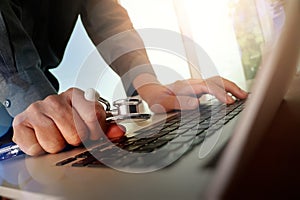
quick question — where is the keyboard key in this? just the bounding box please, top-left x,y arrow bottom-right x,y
170,135 -> 195,144
56,157 -> 77,166
72,156 -> 97,167
137,140 -> 169,152
75,151 -> 93,158
87,160 -> 106,168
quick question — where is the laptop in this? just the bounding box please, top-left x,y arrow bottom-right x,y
0,0 -> 299,199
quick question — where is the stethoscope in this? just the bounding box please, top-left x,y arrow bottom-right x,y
85,88 -> 151,123
0,89 -> 152,161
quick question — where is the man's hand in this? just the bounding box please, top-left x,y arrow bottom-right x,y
12,88 -> 125,156
135,75 -> 248,113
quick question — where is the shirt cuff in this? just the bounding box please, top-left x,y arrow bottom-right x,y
0,67 -> 57,117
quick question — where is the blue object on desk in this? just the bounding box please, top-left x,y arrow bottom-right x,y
0,104 -> 24,160
0,142 -> 24,161
0,104 -> 13,138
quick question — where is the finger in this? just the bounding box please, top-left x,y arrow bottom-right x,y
84,89 -> 126,140
209,83 -> 235,104
12,123 -> 45,156
65,88 -> 107,141
180,78 -> 233,104
106,123 -> 126,140
33,116 -> 67,154
42,94 -> 89,146
205,77 -> 248,100
13,112 -> 66,155
172,78 -> 244,104
168,77 -> 248,101
221,78 -> 248,99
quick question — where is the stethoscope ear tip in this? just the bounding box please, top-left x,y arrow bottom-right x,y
84,88 -> 100,102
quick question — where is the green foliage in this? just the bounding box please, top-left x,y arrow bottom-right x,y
230,0 -> 265,80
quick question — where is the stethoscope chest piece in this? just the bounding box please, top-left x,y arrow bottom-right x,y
85,88 -> 151,123
113,98 -> 141,115
99,97 -> 151,123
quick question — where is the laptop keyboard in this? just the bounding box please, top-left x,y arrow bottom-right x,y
56,99 -> 245,169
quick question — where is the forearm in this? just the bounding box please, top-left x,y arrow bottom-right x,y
110,49 -> 159,96
81,0 -> 160,96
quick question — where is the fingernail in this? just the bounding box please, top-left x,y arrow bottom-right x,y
84,88 -> 100,102
226,96 -> 235,104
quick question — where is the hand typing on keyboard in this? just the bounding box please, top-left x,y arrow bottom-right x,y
134,75 -> 248,113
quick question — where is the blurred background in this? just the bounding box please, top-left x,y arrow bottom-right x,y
50,0 -> 289,101
1,0 -> 291,136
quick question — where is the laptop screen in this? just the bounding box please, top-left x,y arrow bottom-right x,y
207,0 -> 299,198
172,0 -> 285,91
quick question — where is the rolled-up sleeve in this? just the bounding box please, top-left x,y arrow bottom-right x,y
0,7 -> 56,117
0,69 -> 57,117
